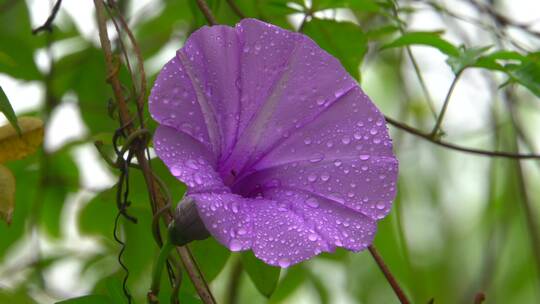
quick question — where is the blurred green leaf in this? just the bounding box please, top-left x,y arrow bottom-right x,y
382,31 -> 459,57
303,19 -> 367,80
314,0 -> 381,12
0,165 -> 15,225
0,288 -> 36,304
39,150 -> 80,237
0,1 -> 41,80
55,295 -> 111,304
269,265 -> 307,303
0,86 -> 20,135
190,237 -> 231,281
241,251 -> 281,297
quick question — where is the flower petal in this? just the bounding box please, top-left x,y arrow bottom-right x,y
221,19 -> 356,179
233,87 -> 398,220
189,192 -> 255,252
179,25 -> 242,158
153,125 -> 225,192
149,57 -> 214,152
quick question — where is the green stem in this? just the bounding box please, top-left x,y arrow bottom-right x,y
151,240 -> 174,297
430,70 -> 463,137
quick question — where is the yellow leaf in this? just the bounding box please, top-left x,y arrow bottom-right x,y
0,164 -> 15,225
0,116 -> 44,163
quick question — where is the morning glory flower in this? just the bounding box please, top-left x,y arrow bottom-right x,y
150,19 -> 398,268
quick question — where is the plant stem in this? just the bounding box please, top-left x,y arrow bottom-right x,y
150,240 -> 174,297
195,0 -> 217,25
93,1 -> 216,303
430,71 -> 463,137
384,115 -> 540,159
368,245 -> 410,304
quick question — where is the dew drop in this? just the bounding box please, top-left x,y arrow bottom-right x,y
341,135 -> 351,145
320,173 -> 330,182
171,166 -> 182,177
229,239 -> 243,251
305,197 -> 319,208
307,174 -> 317,182
308,233 -> 318,241
310,153 -> 324,163
278,258 -> 291,268
359,155 -> 370,161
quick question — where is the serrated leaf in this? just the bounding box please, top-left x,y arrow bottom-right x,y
242,251 -> 281,297
0,86 -> 20,135
0,117 -> 43,163
382,31 -> 459,57
303,19 -> 367,80
0,164 -> 15,225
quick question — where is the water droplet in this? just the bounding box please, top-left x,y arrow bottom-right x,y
305,197 -> 319,208
243,46 -> 250,53
308,233 -> 318,241
310,153 -> 324,163
307,174 -> 317,182
376,202 -> 386,210
278,258 -> 291,268
334,160 -> 342,167
370,128 -> 378,135
341,136 -> 351,145
354,132 -> 362,139
304,137 -> 312,145
316,97 -> 325,106
359,155 -> 370,161
229,239 -> 243,251
238,228 -> 247,235
171,166 -> 182,177
320,173 -> 330,182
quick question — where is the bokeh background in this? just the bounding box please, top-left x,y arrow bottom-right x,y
1,0 -> 540,303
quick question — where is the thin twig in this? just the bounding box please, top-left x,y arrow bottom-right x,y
391,1 -> 438,119
430,71 -> 463,137
384,115 -> 540,159
93,1 -> 216,303
195,0 -> 217,25
368,245 -> 410,304
226,0 -> 246,19
32,0 -> 63,35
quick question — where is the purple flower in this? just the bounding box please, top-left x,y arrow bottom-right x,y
150,19 -> 398,268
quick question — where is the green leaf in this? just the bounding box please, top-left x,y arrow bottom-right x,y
0,1 -> 42,80
269,265 -> 307,303
382,31 -> 460,57
241,251 -> 281,297
314,0 -> 381,12
505,54 -> 540,97
0,117 -> 43,163
0,86 -> 20,135
0,288 -> 36,304
0,165 -> 16,225
446,45 -> 492,74
190,237 -> 231,281
55,295 -> 111,304
39,150 -> 80,237
303,19 -> 367,80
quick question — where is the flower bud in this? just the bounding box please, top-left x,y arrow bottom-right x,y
168,196 -> 210,246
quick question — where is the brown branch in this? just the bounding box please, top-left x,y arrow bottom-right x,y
195,0 -> 217,26
384,115 -> 540,160
368,245 -> 410,304
226,0 -> 246,19
32,0 -> 63,35
93,1 -> 216,303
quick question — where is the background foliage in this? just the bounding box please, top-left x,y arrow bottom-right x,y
1,0 -> 540,303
